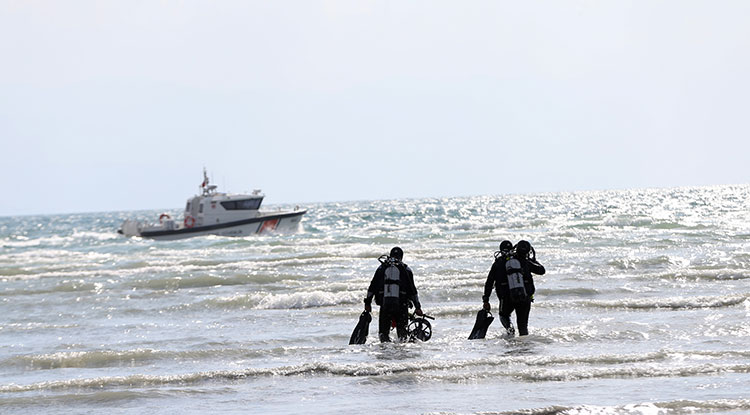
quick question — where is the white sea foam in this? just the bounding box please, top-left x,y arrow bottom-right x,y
578,294 -> 750,310
4,347 -> 282,369
7,349 -> 750,392
4,359 -> 749,393
204,290 -> 362,309
465,399 -> 750,415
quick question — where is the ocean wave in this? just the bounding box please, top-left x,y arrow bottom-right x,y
539,287 -> 600,297
533,325 -> 650,343
577,294 -> 750,310
247,251 -> 334,263
606,255 -> 676,271
0,267 -> 36,277
657,269 -> 750,281
0,268 -> 123,283
0,391 -> 155,409
512,362 -> 750,382
418,279 -> 487,295
1,249 -> 111,264
164,259 -> 227,268
71,230 -> 120,242
116,260 -> 151,270
8,350 -> 739,392
1,231 -> 118,250
5,348 -> 176,369
654,398 -> 750,413
4,360 -> 749,394
138,275 -> 245,290
1,235 -> 74,248
0,280 -> 99,297
465,399 -> 750,415
200,290 -> 361,309
134,270 -> 313,289
668,349 -> 750,360
0,322 -> 79,333
3,347 -> 292,369
404,362 -> 750,385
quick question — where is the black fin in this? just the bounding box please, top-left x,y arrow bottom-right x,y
349,311 -> 372,345
468,309 -> 494,340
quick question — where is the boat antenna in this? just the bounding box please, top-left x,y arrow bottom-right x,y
201,167 -> 210,196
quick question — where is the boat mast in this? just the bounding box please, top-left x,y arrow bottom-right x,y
201,168 -> 216,196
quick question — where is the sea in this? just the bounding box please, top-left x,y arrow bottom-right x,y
1,184 -> 749,415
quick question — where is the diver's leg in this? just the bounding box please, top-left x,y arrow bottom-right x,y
395,308 -> 409,341
498,297 -> 515,334
515,301 -> 531,336
378,308 -> 392,342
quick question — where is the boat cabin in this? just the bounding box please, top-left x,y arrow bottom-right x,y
185,185 -> 265,228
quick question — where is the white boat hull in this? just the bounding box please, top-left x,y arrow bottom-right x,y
119,210 -> 306,241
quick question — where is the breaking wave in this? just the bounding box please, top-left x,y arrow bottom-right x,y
3,346 -> 304,369
199,290 -> 362,309
5,361 -> 750,393
0,391 -> 156,409
466,399 -> 750,415
5,349 -> 750,392
577,294 -> 750,310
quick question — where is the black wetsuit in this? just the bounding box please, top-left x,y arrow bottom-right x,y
483,254 -> 545,336
365,260 -> 421,342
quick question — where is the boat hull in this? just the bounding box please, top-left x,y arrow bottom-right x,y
121,210 -> 306,241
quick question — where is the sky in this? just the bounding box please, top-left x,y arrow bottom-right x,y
1,1 -> 749,216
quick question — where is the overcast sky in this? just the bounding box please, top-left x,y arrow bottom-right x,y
1,1 -> 748,216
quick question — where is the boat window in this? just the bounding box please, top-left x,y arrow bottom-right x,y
221,198 -> 262,210
185,202 -> 191,211
199,203 -> 204,213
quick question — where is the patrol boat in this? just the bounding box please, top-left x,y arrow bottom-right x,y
118,170 -> 306,240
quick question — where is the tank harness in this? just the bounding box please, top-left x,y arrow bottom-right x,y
381,256 -> 403,308
505,257 -> 528,301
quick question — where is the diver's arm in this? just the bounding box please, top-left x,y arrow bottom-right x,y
482,265 -> 496,303
527,259 -> 545,276
364,268 -> 382,311
364,277 -> 375,304
411,293 -> 423,316
405,266 -> 422,313
411,293 -> 422,314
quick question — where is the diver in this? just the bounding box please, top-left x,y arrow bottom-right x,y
364,247 -> 424,342
482,240 -> 545,336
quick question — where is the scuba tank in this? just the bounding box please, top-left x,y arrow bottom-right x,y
379,255 -> 402,309
502,241 -> 537,302
505,258 -> 528,302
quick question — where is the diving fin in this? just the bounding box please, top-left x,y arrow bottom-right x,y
349,311 -> 372,345
468,309 -> 494,340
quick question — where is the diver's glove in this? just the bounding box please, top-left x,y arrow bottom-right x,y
482,301 -> 491,311
364,297 -> 372,313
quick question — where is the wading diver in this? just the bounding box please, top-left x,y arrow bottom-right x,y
364,247 -> 424,342
482,240 -> 545,336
